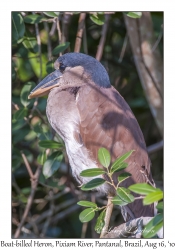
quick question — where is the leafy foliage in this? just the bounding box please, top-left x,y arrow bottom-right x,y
90,13 -> 105,25
95,210 -> 106,233
129,183 -> 157,195
78,148 -> 163,237
81,178 -> 106,191
52,42 -> 70,56
43,152 -> 63,179
77,201 -> 97,208
117,187 -> 135,203
38,140 -> 63,149
110,150 -> 134,173
126,12 -> 142,19
143,214 -> 163,238
98,147 -> 111,168
79,208 -> 95,223
80,168 -> 106,177
12,12 -> 25,45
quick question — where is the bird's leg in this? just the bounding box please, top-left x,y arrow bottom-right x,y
100,196 -> 114,238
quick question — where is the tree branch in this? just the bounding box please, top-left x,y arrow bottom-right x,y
124,12 -> 163,136
147,140 -> 163,154
14,165 -> 42,238
21,152 -> 34,179
74,13 -> 86,53
34,16 -> 42,82
96,14 -> 110,61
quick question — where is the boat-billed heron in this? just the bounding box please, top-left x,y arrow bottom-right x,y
29,52 -> 154,233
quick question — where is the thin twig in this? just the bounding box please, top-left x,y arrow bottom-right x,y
13,102 -> 31,126
14,165 -> 42,238
100,196 -> 113,238
147,140 -> 163,154
44,22 -> 52,60
12,218 -> 32,235
83,22 -> 88,54
21,152 -> 34,179
42,187 -> 70,201
50,22 -> 57,36
96,14 -> 110,61
56,17 -> 62,56
81,223 -> 88,238
41,190 -> 55,237
26,215 -> 40,236
74,13 -> 86,53
25,198 -> 77,230
57,18 -> 62,44
61,13 -> 71,45
91,193 -> 98,238
12,174 -> 21,195
34,14 -> 42,82
151,24 -> 163,52
51,204 -> 80,224
12,102 -> 19,111
118,33 -> 128,63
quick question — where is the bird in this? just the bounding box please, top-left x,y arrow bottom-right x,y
28,52 -> 155,233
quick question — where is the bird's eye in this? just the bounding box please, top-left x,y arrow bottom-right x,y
59,63 -> 66,72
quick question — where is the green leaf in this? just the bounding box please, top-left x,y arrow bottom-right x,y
22,30 -> 38,53
95,210 -> 106,234
28,52 -> 47,78
52,42 -> 70,56
12,12 -> 25,45
143,213 -> 163,238
14,108 -> 28,120
15,56 -> 34,82
43,12 -> 59,18
156,201 -> 163,213
37,151 -> 47,165
21,187 -> 31,195
98,148 -> 111,168
43,152 -> 63,179
33,123 -> 51,140
112,195 -> 128,206
117,187 -> 135,203
128,183 -> 157,195
12,119 -> 26,133
39,140 -> 63,149
24,14 -> 47,24
81,178 -> 106,191
13,128 -> 30,144
126,12 -> 142,19
77,201 -> 97,208
79,208 -> 95,223
143,190 -> 163,205
80,168 -> 106,177
20,81 -> 36,107
111,162 -> 128,174
118,172 -> 131,183
90,14 -> 105,25
46,61 -> 54,74
111,150 -> 134,173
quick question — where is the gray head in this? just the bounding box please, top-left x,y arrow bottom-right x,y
28,53 -> 111,99
56,53 -> 111,88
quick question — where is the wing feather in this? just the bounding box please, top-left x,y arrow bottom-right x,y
76,84 -> 154,219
